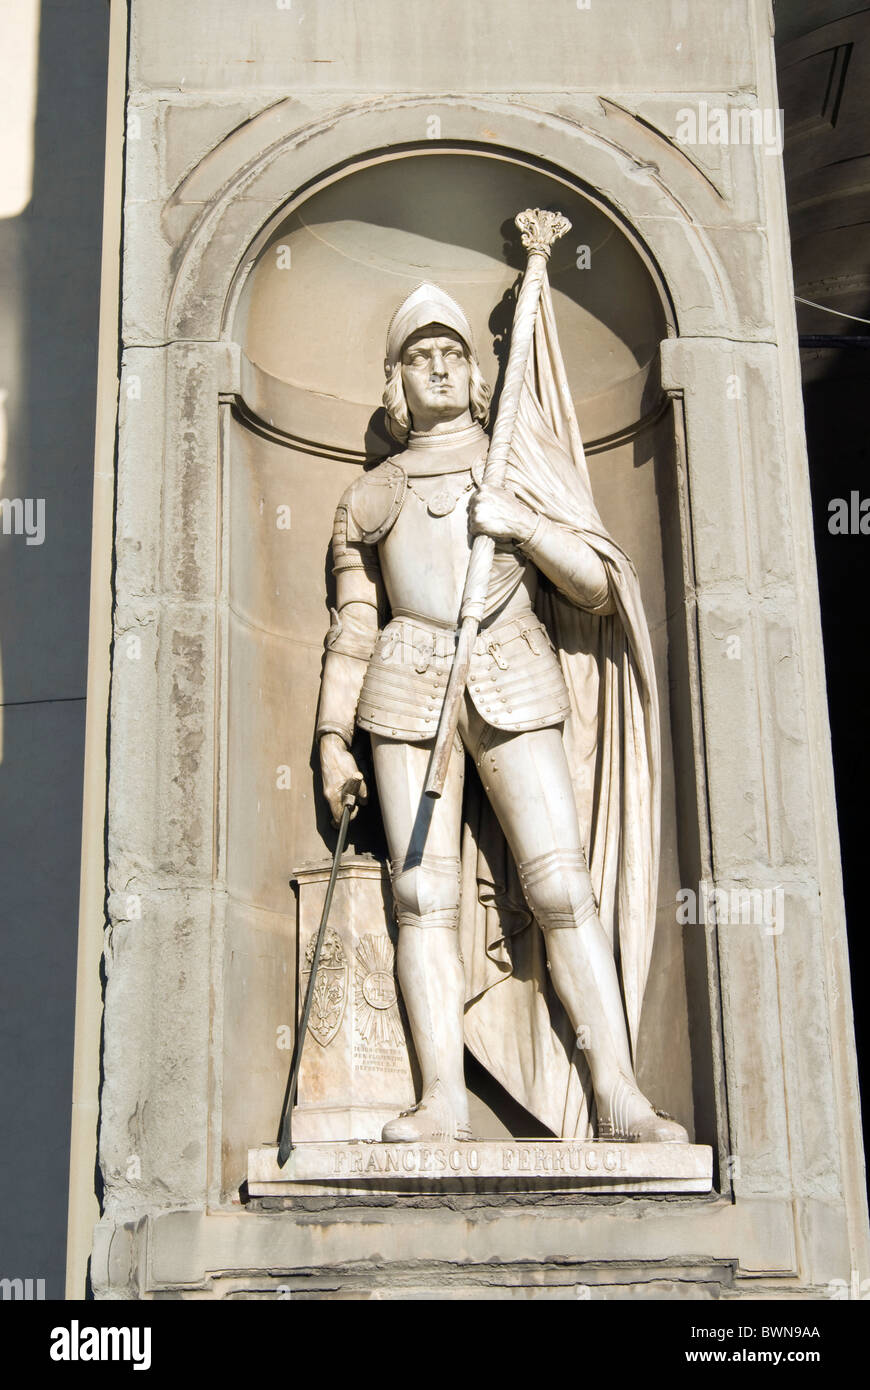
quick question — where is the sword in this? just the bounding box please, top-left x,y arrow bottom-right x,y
277,776 -> 362,1167
424,208 -> 571,798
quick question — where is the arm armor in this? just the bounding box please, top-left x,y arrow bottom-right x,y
518,513 -> 615,616
315,503 -> 382,745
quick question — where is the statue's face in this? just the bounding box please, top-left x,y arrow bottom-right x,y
400,327 -> 471,429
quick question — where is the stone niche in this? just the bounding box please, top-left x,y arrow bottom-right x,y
220,150 -> 716,1197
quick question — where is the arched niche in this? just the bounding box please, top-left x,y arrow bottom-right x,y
233,150 -> 669,451
219,147 -> 713,1191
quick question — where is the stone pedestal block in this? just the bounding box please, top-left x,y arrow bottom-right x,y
290,857 -> 415,1142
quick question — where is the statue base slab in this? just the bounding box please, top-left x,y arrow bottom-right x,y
288,1103 -> 407,1143
247,1140 -> 713,1196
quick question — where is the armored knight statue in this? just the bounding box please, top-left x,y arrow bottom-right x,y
316,279 -> 687,1146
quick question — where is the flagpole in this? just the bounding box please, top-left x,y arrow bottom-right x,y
424,208 -> 571,798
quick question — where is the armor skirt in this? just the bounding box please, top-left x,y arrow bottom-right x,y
356,610 -> 571,741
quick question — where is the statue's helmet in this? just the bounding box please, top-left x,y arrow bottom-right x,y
381,283 -> 489,441
384,282 -> 477,374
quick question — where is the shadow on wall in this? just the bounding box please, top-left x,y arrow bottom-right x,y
0,0 -> 109,1299
801,317 -> 870,1172
776,0 -> 870,1181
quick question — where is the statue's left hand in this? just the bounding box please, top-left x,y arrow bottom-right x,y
469,484 -> 537,543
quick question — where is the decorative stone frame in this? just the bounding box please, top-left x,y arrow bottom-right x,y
92,91 -> 866,1297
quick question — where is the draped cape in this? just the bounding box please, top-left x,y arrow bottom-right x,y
459,276 -> 661,1137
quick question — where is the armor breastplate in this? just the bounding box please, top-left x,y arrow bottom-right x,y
379,485 -> 475,626
347,423 -> 571,741
378,435 -> 530,626
343,422 -> 486,549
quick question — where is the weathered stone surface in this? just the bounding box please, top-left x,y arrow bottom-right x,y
100,889 -> 212,1220
129,1 -> 756,95
139,1199 -> 796,1296
88,0 -> 869,1303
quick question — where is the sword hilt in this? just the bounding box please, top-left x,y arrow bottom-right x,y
342,776 -> 363,809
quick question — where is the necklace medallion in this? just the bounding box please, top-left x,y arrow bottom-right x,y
407,473 -> 474,517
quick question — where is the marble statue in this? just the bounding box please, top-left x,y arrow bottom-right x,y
316,276 -> 688,1146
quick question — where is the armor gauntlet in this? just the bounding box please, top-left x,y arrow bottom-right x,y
315,504 -> 382,746
518,513 -> 614,616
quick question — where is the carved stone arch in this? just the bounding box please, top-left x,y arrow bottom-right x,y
161,95 -> 751,347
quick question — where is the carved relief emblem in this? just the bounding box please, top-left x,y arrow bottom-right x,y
301,928 -> 348,1047
354,934 -> 404,1047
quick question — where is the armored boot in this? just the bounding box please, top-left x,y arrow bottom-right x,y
381,912 -> 472,1142
596,1070 -> 688,1144
520,850 -> 687,1144
382,1078 -> 472,1143
546,923 -> 688,1143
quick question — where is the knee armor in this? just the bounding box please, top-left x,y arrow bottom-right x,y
517,849 -> 598,930
390,852 -> 461,930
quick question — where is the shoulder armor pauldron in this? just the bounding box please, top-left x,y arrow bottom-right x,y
346,459 -> 407,544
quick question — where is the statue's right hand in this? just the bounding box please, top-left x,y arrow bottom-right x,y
319,733 -> 368,825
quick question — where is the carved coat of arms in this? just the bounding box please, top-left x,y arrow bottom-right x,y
300,928 -> 348,1047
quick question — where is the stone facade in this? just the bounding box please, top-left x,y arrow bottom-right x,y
80,0 -> 869,1298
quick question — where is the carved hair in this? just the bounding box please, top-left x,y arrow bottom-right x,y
382,351 -> 492,442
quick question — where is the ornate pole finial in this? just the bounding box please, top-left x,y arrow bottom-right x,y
515,207 -> 572,258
